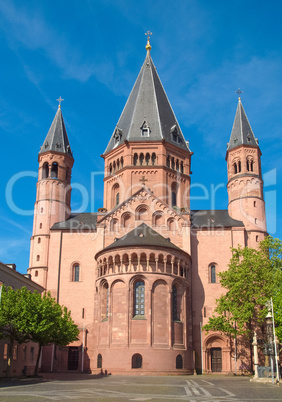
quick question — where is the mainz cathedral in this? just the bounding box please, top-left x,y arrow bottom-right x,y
28,37 -> 267,374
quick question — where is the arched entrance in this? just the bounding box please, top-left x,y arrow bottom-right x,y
210,347 -> 222,372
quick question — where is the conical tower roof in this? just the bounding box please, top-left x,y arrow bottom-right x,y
104,43 -> 189,154
39,106 -> 73,157
227,98 -> 258,151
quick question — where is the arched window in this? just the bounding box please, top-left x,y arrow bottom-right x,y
117,159 -> 120,170
256,235 -> 259,242
109,163 -> 112,174
101,283 -> 109,320
73,264 -> 80,282
238,160 -> 241,173
136,206 -> 148,221
247,158 -> 254,172
133,153 -> 138,166
151,153 -> 156,165
51,162 -> 58,178
176,355 -> 183,369
132,353 -> 142,369
36,255 -> 40,262
171,158 -> 175,170
166,155 -> 170,168
97,354 -> 102,369
145,153 -> 150,165
139,153 -> 144,166
233,162 -> 238,174
39,223 -> 42,229
113,161 -> 116,172
111,218 -> 119,232
210,265 -> 216,283
38,238 -> 41,244
42,162 -> 49,179
176,160 -> 179,172
171,182 -> 178,207
172,285 -> 179,321
120,157 -> 124,168
35,270 -> 38,277
134,281 -> 145,316
112,184 -> 120,208
180,161 -> 184,173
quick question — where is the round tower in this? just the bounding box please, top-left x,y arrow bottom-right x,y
226,97 -> 267,247
28,104 -> 74,287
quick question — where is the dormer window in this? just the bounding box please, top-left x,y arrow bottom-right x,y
114,128 -> 122,145
247,134 -> 251,142
170,125 -> 179,142
140,121 -> 150,137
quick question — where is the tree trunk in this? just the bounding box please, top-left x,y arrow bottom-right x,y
6,339 -> 14,378
249,338 -> 254,374
34,344 -> 42,377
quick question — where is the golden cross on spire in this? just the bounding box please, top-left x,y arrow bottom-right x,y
56,96 -> 64,108
145,31 -> 152,51
235,88 -> 243,100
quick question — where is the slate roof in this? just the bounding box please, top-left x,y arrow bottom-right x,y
104,47 -> 190,154
39,107 -> 73,156
51,213 -> 97,230
190,210 -> 244,228
227,99 -> 258,151
102,223 -> 182,253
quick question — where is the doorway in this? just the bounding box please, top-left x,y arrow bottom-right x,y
68,347 -> 79,370
211,347 -> 222,372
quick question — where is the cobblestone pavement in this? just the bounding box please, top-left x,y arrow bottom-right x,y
0,373 -> 282,401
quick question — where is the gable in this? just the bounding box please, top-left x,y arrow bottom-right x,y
98,187 -> 190,232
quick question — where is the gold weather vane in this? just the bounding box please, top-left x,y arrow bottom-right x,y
56,96 -> 64,108
145,31 -> 152,51
235,88 -> 243,100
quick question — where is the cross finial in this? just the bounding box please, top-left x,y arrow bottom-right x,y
56,96 -> 64,108
145,31 -> 152,51
235,88 -> 243,100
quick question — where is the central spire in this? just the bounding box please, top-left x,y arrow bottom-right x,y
104,39 -> 189,155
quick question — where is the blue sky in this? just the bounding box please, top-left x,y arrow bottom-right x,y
0,0 -> 281,274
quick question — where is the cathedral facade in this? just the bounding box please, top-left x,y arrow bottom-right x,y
28,39 -> 267,375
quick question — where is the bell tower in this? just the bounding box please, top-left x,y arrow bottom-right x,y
102,36 -> 192,212
226,96 -> 267,247
28,103 -> 74,287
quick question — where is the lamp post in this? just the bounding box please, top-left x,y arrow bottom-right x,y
265,312 -> 274,383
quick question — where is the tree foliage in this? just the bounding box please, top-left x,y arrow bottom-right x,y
0,286 -> 79,377
203,236 -> 282,367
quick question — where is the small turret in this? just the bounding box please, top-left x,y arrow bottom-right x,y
226,95 -> 267,247
28,102 -> 74,287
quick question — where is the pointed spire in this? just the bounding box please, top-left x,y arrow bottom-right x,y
227,98 -> 258,151
104,41 -> 189,154
39,105 -> 73,157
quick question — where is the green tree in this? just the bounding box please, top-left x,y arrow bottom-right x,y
21,290 -> 79,376
0,287 -> 79,377
203,236 -> 280,370
0,286 -> 31,377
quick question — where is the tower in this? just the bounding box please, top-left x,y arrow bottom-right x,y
102,36 -> 192,212
226,97 -> 267,247
28,104 -> 74,287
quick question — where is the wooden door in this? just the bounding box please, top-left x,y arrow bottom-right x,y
68,347 -> 79,370
211,347 -> 222,372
